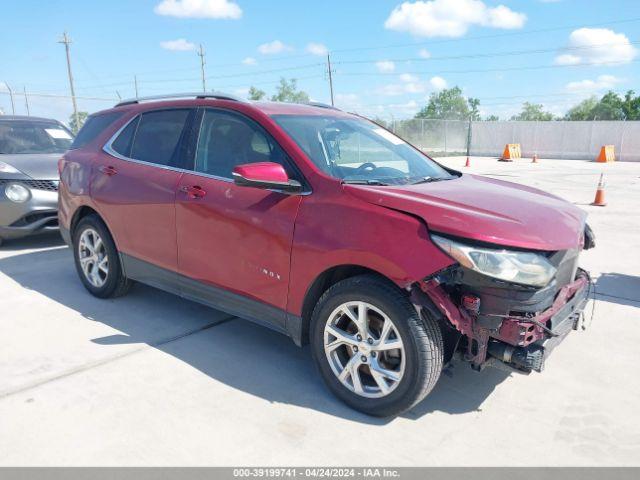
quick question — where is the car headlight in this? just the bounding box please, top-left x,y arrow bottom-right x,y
0,161 -> 22,174
5,183 -> 31,203
431,234 -> 556,287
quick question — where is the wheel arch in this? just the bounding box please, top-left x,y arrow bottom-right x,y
297,264 -> 406,345
70,205 -> 101,235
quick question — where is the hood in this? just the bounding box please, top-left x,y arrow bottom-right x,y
344,174 -> 586,251
0,154 -> 61,180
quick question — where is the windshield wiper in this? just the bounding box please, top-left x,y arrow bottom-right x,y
341,179 -> 390,186
408,176 -> 453,185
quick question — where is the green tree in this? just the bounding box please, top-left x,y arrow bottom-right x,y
590,91 -> 625,120
271,78 -> 310,103
248,86 -> 266,101
467,97 -> 481,121
69,111 -> 88,133
511,102 -> 554,121
484,114 -> 500,121
415,86 -> 470,120
622,90 -> 640,120
564,96 -> 599,120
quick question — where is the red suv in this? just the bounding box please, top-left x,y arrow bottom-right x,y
59,93 -> 593,417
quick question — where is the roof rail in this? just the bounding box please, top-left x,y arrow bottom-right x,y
305,101 -> 341,111
115,92 -> 244,107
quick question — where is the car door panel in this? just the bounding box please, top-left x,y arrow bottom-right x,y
176,174 -> 301,312
175,108 -> 303,320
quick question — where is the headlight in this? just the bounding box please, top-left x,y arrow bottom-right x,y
431,234 -> 556,287
5,183 -> 30,203
0,161 -> 21,174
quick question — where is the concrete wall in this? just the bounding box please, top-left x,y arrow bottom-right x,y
470,120 -> 640,162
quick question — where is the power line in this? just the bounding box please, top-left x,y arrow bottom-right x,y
58,38 -> 638,95
0,90 -> 115,101
331,17 -> 640,54
336,40 -> 640,65
336,59 -> 640,77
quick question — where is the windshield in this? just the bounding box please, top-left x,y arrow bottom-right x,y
0,121 -> 73,154
272,114 -> 454,185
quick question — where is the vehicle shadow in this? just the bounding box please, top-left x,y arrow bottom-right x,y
595,272 -> 640,307
0,246 -> 511,424
0,232 -> 65,251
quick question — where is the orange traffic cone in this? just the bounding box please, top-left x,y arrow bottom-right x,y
532,153 -> 539,164
592,174 -> 607,206
465,156 -> 471,167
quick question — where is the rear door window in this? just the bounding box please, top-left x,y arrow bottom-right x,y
130,109 -> 190,167
71,111 -> 122,149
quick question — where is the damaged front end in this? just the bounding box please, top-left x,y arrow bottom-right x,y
410,230 -> 594,374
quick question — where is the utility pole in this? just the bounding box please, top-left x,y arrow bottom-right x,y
134,75 -> 139,99
23,86 -> 30,116
197,44 -> 206,92
4,82 -> 15,114
58,32 -> 80,132
326,54 -> 335,107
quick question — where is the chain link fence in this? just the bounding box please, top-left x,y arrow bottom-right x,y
385,118 -> 640,162
387,119 -> 470,157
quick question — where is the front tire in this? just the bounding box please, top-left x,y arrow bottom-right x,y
310,275 -> 443,417
72,214 -> 131,298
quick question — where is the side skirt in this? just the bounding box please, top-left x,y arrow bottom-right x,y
120,253 -> 303,344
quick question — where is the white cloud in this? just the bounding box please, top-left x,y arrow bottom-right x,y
242,56 -> 257,65
258,40 -> 293,55
566,74 -> 622,92
232,87 -> 250,97
160,38 -> 196,51
399,73 -> 419,83
554,28 -> 637,66
377,74 -> 448,96
306,42 -> 328,56
418,48 -> 431,58
376,60 -> 396,73
429,76 -> 448,90
377,80 -> 425,96
384,0 -> 526,38
154,0 -> 242,19
335,93 -> 360,110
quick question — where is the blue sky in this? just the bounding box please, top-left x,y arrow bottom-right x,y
0,0 -> 638,123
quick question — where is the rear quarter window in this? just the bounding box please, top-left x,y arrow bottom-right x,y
70,111 -> 124,150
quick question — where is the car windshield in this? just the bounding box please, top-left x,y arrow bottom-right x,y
0,121 -> 73,154
272,114 -> 454,185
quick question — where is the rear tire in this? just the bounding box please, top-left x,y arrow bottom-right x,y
310,274 -> 443,417
72,214 -> 131,298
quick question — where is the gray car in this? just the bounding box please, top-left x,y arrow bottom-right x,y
0,115 -> 73,246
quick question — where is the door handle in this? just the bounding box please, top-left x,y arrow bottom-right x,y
180,185 -> 206,199
99,165 -> 117,176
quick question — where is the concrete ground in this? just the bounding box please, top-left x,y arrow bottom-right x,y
1,157 -> 639,466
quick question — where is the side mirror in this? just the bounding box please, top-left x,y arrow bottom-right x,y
232,162 -> 302,193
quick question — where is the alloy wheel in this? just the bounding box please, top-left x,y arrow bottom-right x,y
324,301 -> 406,398
78,228 -> 109,288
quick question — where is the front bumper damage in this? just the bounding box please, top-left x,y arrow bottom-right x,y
411,268 -> 591,374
